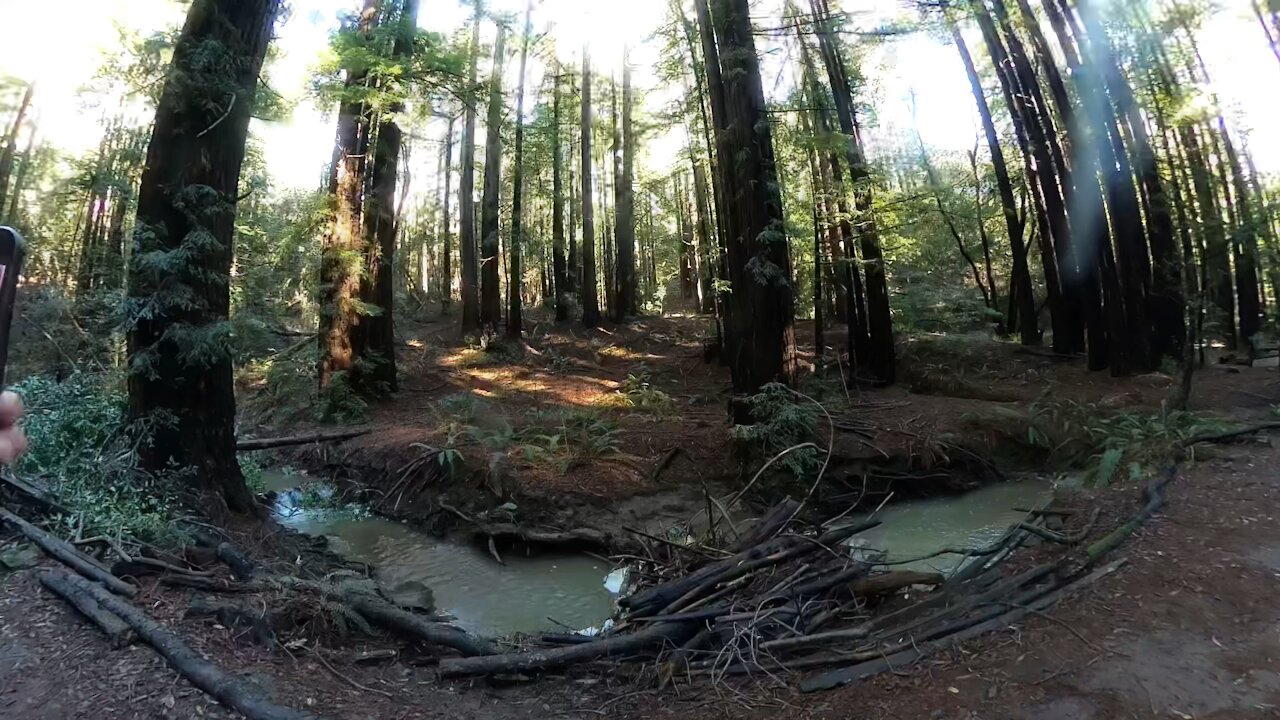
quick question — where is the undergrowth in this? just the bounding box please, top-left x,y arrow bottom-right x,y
973,400 -> 1230,486
731,382 -> 819,478
594,366 -> 673,414
12,372 -> 182,544
432,393 -> 622,472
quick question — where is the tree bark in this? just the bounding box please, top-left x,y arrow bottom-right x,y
551,66 -> 569,321
441,115 -> 455,314
357,0 -> 417,392
319,0 -> 377,393
703,0 -> 798,411
811,0 -> 892,383
127,0 -> 280,513
615,54 -> 637,321
479,25 -> 506,337
580,51 -> 600,328
507,2 -> 532,340
458,4 -> 482,332
2,119 -> 36,224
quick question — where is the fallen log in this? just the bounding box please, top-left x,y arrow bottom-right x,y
438,621 -> 697,678
1182,421 -> 1280,446
798,558 -> 1127,692
51,570 -> 322,720
1085,466 -> 1173,561
475,523 -> 610,552
235,428 -> 370,452
0,507 -> 137,597
39,568 -> 133,648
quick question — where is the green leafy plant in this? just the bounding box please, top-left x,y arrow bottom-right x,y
731,382 -> 819,478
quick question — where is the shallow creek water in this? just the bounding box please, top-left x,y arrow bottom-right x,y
261,471 -> 618,637
262,471 -> 1053,636
844,477 -> 1055,573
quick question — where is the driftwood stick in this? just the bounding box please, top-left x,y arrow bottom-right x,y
53,570 -> 321,720
438,621 -> 696,678
1086,466 -> 1173,561
0,507 -> 137,597
39,569 -> 134,648
235,429 -> 370,452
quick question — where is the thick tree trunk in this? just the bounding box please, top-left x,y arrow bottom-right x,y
703,0 -> 798,411
568,131 -> 579,296
441,115 -> 455,314
580,52 -> 600,327
319,0 -> 377,392
356,0 -> 417,392
692,162 -> 716,315
479,26 -> 506,337
552,67 -> 569,321
458,4 -> 482,332
3,120 -> 36,224
127,0 -> 280,513
615,56 -> 637,321
811,0 -> 891,383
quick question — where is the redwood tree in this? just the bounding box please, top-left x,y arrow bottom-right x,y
580,51 -> 600,328
479,26 -> 506,336
125,0 -> 281,513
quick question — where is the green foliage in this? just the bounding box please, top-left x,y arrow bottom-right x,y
596,366 -> 673,413
731,383 -> 819,478
13,372 -> 179,543
318,371 -> 369,423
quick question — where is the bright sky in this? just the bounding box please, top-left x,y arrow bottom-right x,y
0,0 -> 1276,201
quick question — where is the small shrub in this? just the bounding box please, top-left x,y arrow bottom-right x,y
596,367 -> 673,413
731,382 -> 819,478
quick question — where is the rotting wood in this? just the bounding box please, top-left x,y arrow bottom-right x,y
473,523 -> 610,552
235,428 -> 370,452
39,568 -> 134,648
0,507 -> 137,597
49,570 -> 322,720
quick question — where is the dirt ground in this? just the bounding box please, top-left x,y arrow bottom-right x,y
4,315 -> 1280,718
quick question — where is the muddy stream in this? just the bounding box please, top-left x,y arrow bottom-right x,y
263,470 -> 1053,638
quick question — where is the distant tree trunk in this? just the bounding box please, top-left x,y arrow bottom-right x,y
3,122 -> 36,224
702,0 -> 798,410
357,0 -> 418,392
568,130 -> 579,296
0,83 -> 33,215
458,3 -> 482,332
692,162 -> 716,315
955,27 -> 1033,344
614,54 -> 637,320
127,0 -> 280,514
319,0 -> 377,392
1225,136 -> 1262,352
441,114 -> 455,314
479,26 -> 506,337
811,0 -> 891,382
580,51 -> 600,328
552,66 -> 569,321
507,0 -> 532,340
1254,0 -> 1280,69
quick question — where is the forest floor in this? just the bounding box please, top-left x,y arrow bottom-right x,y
3,312 -> 1280,718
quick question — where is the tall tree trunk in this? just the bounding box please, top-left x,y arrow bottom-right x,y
956,27 -> 1032,344
127,0 -> 279,513
580,51 -> 600,327
3,122 -> 36,224
567,129 -> 579,296
479,26 -> 506,336
0,83 -> 33,215
811,0 -> 892,383
441,114 -> 455,314
692,162 -> 716,315
458,3 -> 482,332
358,0 -> 418,392
319,0 -> 378,392
1225,135 -> 1262,352
508,0 -> 532,340
615,54 -> 637,320
1254,0 -> 1280,70
703,0 -> 798,411
552,65 -> 569,321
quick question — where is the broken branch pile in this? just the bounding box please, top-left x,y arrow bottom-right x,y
441,488 -> 1129,688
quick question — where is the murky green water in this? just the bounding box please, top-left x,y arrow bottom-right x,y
843,477 -> 1055,574
262,471 -> 618,637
